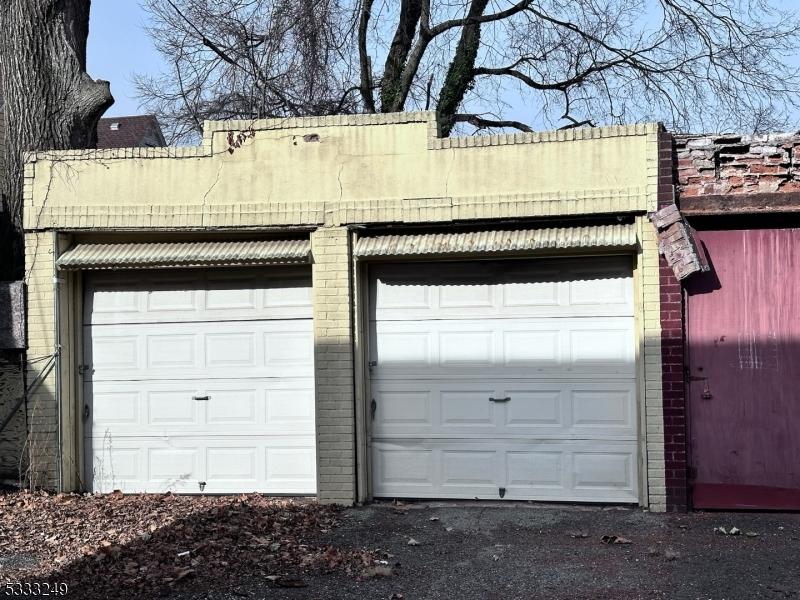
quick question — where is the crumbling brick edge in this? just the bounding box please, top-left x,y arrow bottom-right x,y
650,204 -> 707,281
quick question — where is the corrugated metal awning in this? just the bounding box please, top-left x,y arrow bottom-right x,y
354,224 -> 636,257
57,239 -> 311,270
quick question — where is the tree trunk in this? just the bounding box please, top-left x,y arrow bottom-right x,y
0,0 -> 113,278
436,0 -> 489,136
358,0 -> 376,113
380,0 -> 422,112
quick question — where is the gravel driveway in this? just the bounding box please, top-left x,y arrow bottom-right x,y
173,502 -> 800,600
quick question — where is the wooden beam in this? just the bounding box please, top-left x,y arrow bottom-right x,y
680,192 -> 800,216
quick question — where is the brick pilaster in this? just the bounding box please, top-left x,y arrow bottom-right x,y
310,227 -> 357,504
657,131 -> 688,511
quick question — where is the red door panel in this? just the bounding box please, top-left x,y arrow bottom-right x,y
686,228 -> 800,510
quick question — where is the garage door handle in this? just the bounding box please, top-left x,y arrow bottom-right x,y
489,396 -> 510,403
192,395 -> 210,401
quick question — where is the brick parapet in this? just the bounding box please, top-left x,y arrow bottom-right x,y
24,113 -> 658,165
676,132 -> 800,197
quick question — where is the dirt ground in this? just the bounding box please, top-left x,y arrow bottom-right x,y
178,502 -> 800,600
3,494 -> 800,600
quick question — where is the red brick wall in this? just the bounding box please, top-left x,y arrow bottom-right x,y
658,130 -> 688,511
676,133 -> 800,196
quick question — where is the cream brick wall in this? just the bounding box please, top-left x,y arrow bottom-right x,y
311,227 -> 356,504
24,114 -> 656,232
639,219 -> 666,511
22,112 -> 666,507
23,232 -> 59,488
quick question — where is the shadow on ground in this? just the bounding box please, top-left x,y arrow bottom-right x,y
6,499 -> 800,600
174,503 -> 800,600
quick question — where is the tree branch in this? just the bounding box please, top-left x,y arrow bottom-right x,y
358,0 -> 376,112
453,113 -> 533,132
473,57 -> 630,91
430,0 -> 531,36
163,0 -> 302,115
437,0 -> 490,135
380,0 -> 422,112
424,73 -> 434,110
334,83 -> 380,114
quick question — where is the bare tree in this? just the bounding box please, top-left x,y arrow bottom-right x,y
0,0 -> 114,278
138,0 -> 800,144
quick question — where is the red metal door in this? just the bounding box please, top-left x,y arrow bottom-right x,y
686,228 -> 800,509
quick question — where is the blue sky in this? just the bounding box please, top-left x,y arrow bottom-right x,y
89,1 -> 800,125
87,1 -> 164,117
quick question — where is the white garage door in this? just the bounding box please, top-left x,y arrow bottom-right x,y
369,256 -> 639,502
83,267 -> 315,494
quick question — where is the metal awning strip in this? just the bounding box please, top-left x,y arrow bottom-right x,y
354,224 -> 637,257
57,239 -> 311,270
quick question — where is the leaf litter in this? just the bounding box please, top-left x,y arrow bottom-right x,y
0,490 -> 380,598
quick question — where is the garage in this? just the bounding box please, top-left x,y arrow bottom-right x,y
368,256 -> 639,502
25,117 -> 668,507
81,265 -> 315,494
686,227 -> 800,509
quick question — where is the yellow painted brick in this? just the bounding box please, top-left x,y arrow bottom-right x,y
23,114 -> 664,503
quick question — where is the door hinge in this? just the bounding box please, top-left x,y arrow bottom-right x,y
370,398 -> 377,420
78,364 -> 92,376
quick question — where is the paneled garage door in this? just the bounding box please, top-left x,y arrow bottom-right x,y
83,267 -> 315,494
369,257 -> 638,502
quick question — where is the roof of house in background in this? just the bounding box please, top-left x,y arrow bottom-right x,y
96,115 -> 166,149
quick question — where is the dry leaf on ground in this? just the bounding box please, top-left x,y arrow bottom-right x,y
0,491 -> 378,599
